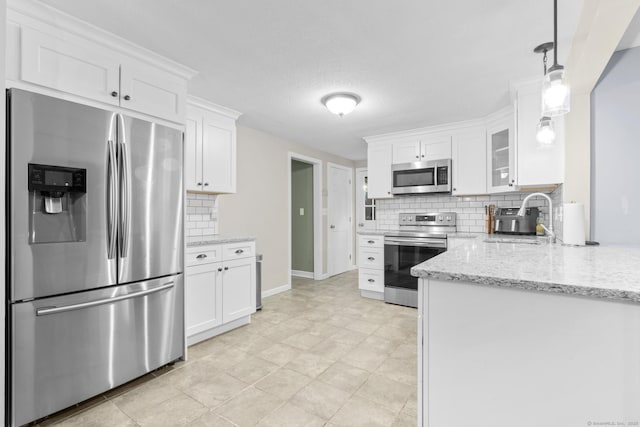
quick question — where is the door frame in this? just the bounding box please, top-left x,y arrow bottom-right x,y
288,152 -> 323,281
327,162 -> 354,277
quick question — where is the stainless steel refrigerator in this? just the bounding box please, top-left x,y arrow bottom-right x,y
6,89 -> 185,426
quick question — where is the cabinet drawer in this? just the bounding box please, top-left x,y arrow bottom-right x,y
359,247 -> 384,269
359,235 -> 383,248
223,241 -> 255,260
186,245 -> 222,266
358,268 -> 384,293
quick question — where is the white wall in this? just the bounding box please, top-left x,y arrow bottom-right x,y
1,0 -> 7,420
591,46 -> 640,244
218,126 -> 355,293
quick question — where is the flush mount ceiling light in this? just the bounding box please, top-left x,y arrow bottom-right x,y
536,116 -> 556,145
321,93 -> 361,117
541,0 -> 570,117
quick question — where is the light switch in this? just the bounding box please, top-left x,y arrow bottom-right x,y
299,208 -> 305,216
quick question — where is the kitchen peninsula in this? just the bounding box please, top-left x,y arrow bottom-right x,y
412,236 -> 640,427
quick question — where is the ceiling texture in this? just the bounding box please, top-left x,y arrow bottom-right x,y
40,0 -> 583,160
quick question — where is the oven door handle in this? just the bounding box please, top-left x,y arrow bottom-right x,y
384,238 -> 447,248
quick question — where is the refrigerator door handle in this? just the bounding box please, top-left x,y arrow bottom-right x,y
107,139 -> 118,259
35,281 -> 174,316
118,137 -> 131,259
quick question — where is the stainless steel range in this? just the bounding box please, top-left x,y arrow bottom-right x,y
384,212 -> 456,308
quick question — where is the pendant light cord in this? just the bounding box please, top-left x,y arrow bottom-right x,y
553,0 -> 558,66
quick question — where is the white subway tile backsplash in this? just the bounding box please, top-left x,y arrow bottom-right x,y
376,186 -> 563,234
186,193 -> 218,243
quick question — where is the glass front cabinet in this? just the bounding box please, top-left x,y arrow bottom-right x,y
486,108 -> 516,193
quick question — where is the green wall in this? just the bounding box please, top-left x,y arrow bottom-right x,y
291,160 -> 314,272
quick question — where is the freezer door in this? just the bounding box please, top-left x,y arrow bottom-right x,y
118,115 -> 184,284
8,89 -> 118,301
10,274 -> 184,427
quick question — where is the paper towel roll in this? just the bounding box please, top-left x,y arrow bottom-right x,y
563,202 -> 586,246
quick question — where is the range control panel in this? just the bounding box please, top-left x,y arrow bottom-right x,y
399,212 -> 456,226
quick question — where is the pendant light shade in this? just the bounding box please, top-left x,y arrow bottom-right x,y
542,66 -> 570,116
536,116 -> 556,145
322,93 -> 361,117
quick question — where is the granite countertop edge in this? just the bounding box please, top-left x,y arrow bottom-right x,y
411,269 -> 640,304
187,235 -> 256,247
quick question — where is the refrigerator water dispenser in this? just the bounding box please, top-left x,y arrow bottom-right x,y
28,163 -> 87,243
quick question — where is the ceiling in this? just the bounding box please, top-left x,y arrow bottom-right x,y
617,7 -> 640,51
39,0 -> 583,160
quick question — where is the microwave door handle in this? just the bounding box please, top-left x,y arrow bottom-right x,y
434,164 -> 438,187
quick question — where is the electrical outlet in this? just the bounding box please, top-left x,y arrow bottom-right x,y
299,208 -> 305,216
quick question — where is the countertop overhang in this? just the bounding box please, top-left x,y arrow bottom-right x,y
411,235 -> 640,304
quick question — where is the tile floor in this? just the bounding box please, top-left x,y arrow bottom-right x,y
35,270 -> 418,427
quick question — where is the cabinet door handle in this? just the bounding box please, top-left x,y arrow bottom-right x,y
421,154 -> 424,158
235,249 -> 244,254
196,254 -> 207,259
358,223 -> 364,227
204,182 -> 209,186
368,279 -> 375,283
330,225 -> 335,229
197,182 -> 202,186
367,240 -> 375,244
508,183 -> 513,187
124,95 -> 131,101
415,155 -> 419,159
218,268 -> 223,272
453,188 -> 457,191
387,191 -> 391,195
367,257 -> 375,261
111,91 -> 118,97
224,266 -> 229,271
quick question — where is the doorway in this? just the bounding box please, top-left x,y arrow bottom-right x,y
288,153 -> 322,280
327,162 -> 354,277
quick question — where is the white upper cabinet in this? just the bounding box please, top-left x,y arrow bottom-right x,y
367,143 -> 394,199
20,26 -> 121,107
515,80 -> 565,187
8,2 -> 196,123
186,98 -> 241,194
391,135 -> 452,164
452,127 -> 487,195
486,108 -> 516,193
421,135 -> 452,161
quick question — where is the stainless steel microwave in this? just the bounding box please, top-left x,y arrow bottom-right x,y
391,159 -> 452,195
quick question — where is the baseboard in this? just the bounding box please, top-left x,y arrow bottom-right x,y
186,315 -> 251,347
291,270 -> 314,279
314,272 -> 330,281
262,283 -> 291,298
360,289 -> 384,301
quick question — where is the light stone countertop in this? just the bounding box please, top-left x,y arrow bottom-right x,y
187,235 -> 256,247
411,235 -> 640,304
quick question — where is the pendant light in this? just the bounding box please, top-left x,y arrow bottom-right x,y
541,0 -> 570,116
536,116 -> 556,145
322,93 -> 361,117
534,42 -> 557,145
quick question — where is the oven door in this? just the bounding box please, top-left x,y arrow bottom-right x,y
384,237 -> 446,307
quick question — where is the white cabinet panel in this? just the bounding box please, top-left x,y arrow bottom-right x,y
185,246 -> 222,267
186,263 -> 222,337
516,81 -> 565,187
202,115 -> 236,193
452,127 -> 487,195
223,241 -> 255,260
358,235 -> 383,248
359,247 -> 384,269
120,60 -> 186,123
367,143 -> 393,199
222,257 -> 256,323
358,269 -> 384,293
486,109 -> 516,193
21,27 -> 120,106
184,114 -> 203,192
421,135 -> 452,161
186,100 -> 239,194
392,140 -> 421,163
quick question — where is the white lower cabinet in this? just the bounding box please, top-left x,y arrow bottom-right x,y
185,241 -> 256,346
358,234 -> 385,299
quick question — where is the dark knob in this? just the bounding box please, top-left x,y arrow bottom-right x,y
508,183 -> 513,187
197,182 -> 202,186
367,240 -> 374,244
204,182 -> 209,186
124,95 -> 131,101
196,254 -> 207,259
218,268 -> 222,272
387,191 -> 391,195
415,155 -> 419,159
367,257 -> 375,261
421,154 -> 424,158
453,188 -> 457,191
235,249 -> 244,254
368,279 -> 375,283
111,91 -> 118,97
224,267 -> 229,271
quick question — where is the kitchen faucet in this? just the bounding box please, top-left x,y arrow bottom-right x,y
517,192 -> 556,243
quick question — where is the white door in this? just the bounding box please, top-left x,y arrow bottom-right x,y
355,169 -> 376,231
420,135 -> 452,161
392,140 -> 420,163
184,108 -> 203,192
328,163 -> 353,276
185,263 -> 222,337
367,143 -> 393,199
202,112 -> 236,193
222,257 -> 255,323
452,127 -> 487,196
